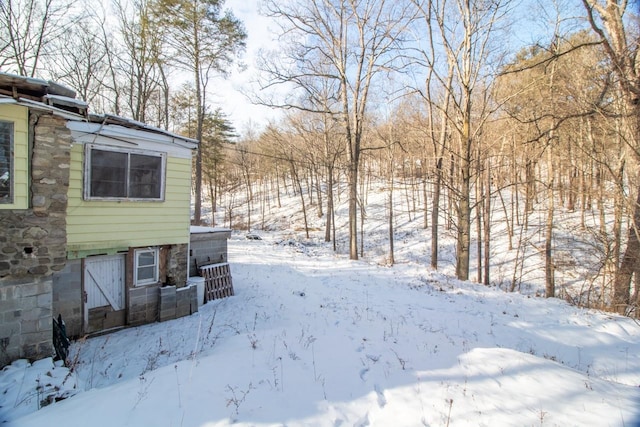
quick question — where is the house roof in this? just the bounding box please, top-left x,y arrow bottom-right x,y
86,114 -> 199,146
0,72 -> 198,148
0,72 -> 76,100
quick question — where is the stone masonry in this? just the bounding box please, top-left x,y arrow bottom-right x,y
0,113 -> 71,365
166,243 -> 188,288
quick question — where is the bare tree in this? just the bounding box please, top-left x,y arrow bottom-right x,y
0,0 -> 77,76
156,0 -> 246,225
581,0 -> 640,313
46,16 -> 108,106
112,0 -> 167,124
412,0 -> 510,280
261,0 -> 414,259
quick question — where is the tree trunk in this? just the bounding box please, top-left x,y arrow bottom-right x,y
275,163 -> 282,208
476,149 -> 483,284
388,191 -> 395,265
431,157 -> 442,269
208,177 -> 216,226
422,170 -> 429,229
291,161 -> 310,239
456,115 -> 472,281
193,59 -> 204,225
349,161 -> 359,260
315,164 -> 324,218
483,157 -> 491,286
545,147 -> 555,298
388,148 -> 395,265
325,165 -> 334,243
614,178 -> 640,312
456,152 -> 471,281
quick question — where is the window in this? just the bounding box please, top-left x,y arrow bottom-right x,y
134,248 -> 159,286
85,145 -> 165,200
0,121 -> 13,203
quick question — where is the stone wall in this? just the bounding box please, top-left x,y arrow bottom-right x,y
0,113 -> 71,365
166,243 -> 188,288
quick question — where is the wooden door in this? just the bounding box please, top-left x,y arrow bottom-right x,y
83,254 -> 126,333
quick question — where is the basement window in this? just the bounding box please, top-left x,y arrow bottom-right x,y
0,121 -> 13,203
134,248 -> 159,286
84,145 -> 165,201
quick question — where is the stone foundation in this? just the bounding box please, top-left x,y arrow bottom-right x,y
166,243 -> 189,288
0,114 -> 71,365
0,277 -> 53,365
52,260 -> 82,338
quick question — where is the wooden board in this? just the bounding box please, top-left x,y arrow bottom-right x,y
199,262 -> 234,302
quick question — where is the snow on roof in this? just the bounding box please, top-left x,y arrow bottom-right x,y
0,73 -> 198,148
190,226 -> 232,234
0,71 -> 76,99
45,94 -> 89,108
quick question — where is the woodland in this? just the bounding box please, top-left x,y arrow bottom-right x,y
1,0 -> 639,315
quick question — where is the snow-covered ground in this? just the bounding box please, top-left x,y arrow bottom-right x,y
2,182 -> 640,426
2,232 -> 640,426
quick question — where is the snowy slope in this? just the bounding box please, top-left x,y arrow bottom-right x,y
3,233 -> 640,426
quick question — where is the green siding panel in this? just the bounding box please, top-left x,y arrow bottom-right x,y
67,146 -> 193,251
0,105 -> 28,210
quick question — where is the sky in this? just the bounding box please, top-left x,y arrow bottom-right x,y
211,0 -> 280,133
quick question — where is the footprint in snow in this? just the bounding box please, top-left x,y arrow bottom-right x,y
354,412 -> 370,427
374,384 -> 387,408
359,367 -> 369,381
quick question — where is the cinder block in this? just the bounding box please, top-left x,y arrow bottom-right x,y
37,292 -> 52,308
0,321 -> 21,338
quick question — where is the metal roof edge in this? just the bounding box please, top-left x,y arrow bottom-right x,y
89,114 -> 199,146
0,95 -> 85,120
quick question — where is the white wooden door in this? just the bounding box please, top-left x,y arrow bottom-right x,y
84,254 -> 125,311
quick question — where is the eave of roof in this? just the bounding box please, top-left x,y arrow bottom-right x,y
88,114 -> 199,146
0,71 -> 76,99
0,96 -> 85,120
0,96 -> 199,149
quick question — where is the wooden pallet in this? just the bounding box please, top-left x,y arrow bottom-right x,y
199,262 -> 234,302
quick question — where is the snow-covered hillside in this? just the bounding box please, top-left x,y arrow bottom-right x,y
2,232 -> 639,426
2,184 -> 640,426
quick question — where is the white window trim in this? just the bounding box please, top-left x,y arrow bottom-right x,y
134,247 -> 160,286
84,144 -> 166,201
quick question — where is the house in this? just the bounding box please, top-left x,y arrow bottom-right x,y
0,73 -> 199,365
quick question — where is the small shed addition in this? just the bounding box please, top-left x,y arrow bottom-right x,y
189,227 -> 231,276
189,227 -> 234,303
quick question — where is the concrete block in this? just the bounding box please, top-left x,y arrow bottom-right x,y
0,321 -> 20,339
21,281 -> 51,298
37,292 -> 52,308
21,320 -> 38,334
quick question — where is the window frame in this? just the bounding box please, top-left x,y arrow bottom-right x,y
0,120 -> 14,204
134,247 -> 160,286
84,144 -> 166,201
